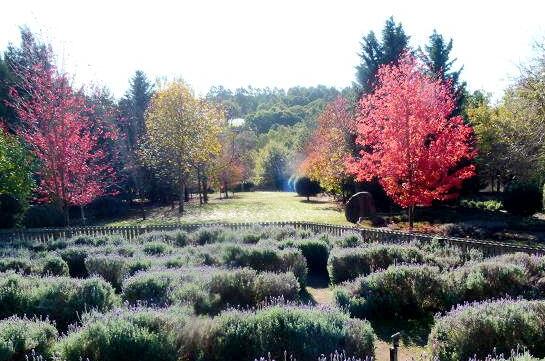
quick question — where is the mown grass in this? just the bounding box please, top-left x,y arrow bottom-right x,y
105,192 -> 348,226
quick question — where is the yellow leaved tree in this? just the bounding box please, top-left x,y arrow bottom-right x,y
140,80 -> 224,214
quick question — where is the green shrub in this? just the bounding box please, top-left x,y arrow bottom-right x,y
40,255 -> 69,276
22,205 -> 64,228
294,176 -> 321,200
143,242 -> 173,256
57,309 -> 180,361
0,195 -> 23,229
335,254 -> 545,320
122,268 -> 299,314
137,230 -> 190,247
85,254 -> 127,290
253,272 -> 299,302
60,247 -> 90,277
429,300 -> 545,361
71,234 -> 124,247
449,261 -> 532,302
0,316 -> 58,361
88,196 -> 128,220
0,258 -> 31,275
503,182 -> 543,216
122,271 -> 178,306
328,245 -> 425,284
184,305 -> 375,361
192,227 -> 236,245
333,232 -> 364,248
335,265 -> 448,319
281,239 -> 330,274
221,245 -> 307,285
0,273 -> 118,329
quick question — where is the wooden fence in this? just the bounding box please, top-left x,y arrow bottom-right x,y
1,221 -> 544,256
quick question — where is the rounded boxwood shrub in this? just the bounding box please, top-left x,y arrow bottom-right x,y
429,299 -> 545,361
0,316 -> 58,361
294,176 -> 321,201
503,182 -> 543,216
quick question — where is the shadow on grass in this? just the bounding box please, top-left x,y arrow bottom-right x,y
298,199 -> 331,204
369,316 -> 434,347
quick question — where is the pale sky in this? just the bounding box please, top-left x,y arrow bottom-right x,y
1,0 -> 544,99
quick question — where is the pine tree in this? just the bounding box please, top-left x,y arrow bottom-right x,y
120,70 -> 154,152
423,30 -> 466,116
355,17 -> 409,95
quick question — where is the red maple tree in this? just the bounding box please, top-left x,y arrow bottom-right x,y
8,63 -> 116,225
346,53 -> 476,227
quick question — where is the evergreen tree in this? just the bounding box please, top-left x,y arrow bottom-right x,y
355,17 -> 409,95
1,27 -> 52,131
118,71 -> 154,211
120,71 -> 154,152
423,30 -> 466,116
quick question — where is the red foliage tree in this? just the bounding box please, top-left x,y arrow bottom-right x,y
8,63 -> 116,225
346,53 -> 476,227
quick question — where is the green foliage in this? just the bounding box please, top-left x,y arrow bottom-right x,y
253,141 -> 289,190
429,300 -> 545,361
186,306 -> 375,361
327,245 -> 426,284
294,177 -> 321,200
336,253 -> 545,319
57,309 -> 179,361
459,198 -> 503,211
0,317 -> 58,361
122,268 -> 299,314
40,255 -> 69,276
503,182 -> 543,216
0,130 -> 35,227
60,247 -> 90,277
221,244 -> 307,286
0,273 -> 118,328
22,205 -> 64,228
356,17 -> 409,94
281,239 -> 330,274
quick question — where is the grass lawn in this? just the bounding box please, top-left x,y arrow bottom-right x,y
104,191 -> 349,226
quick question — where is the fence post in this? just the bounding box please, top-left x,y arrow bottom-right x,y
390,332 -> 400,361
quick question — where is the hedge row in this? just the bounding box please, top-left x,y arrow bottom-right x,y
0,256 -> 69,277
122,267 -> 300,314
429,299 -> 545,361
335,253 -> 545,319
57,305 -> 375,361
0,273 -> 118,329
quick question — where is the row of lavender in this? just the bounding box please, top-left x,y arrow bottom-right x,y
0,224 -> 544,360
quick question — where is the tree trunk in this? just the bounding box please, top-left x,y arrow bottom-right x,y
202,176 -> 208,203
80,205 -> 86,226
408,205 -> 414,230
179,180 -> 185,215
224,181 -> 229,199
64,204 -> 70,227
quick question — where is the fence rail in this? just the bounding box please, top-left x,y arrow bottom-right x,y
1,221 -> 544,256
